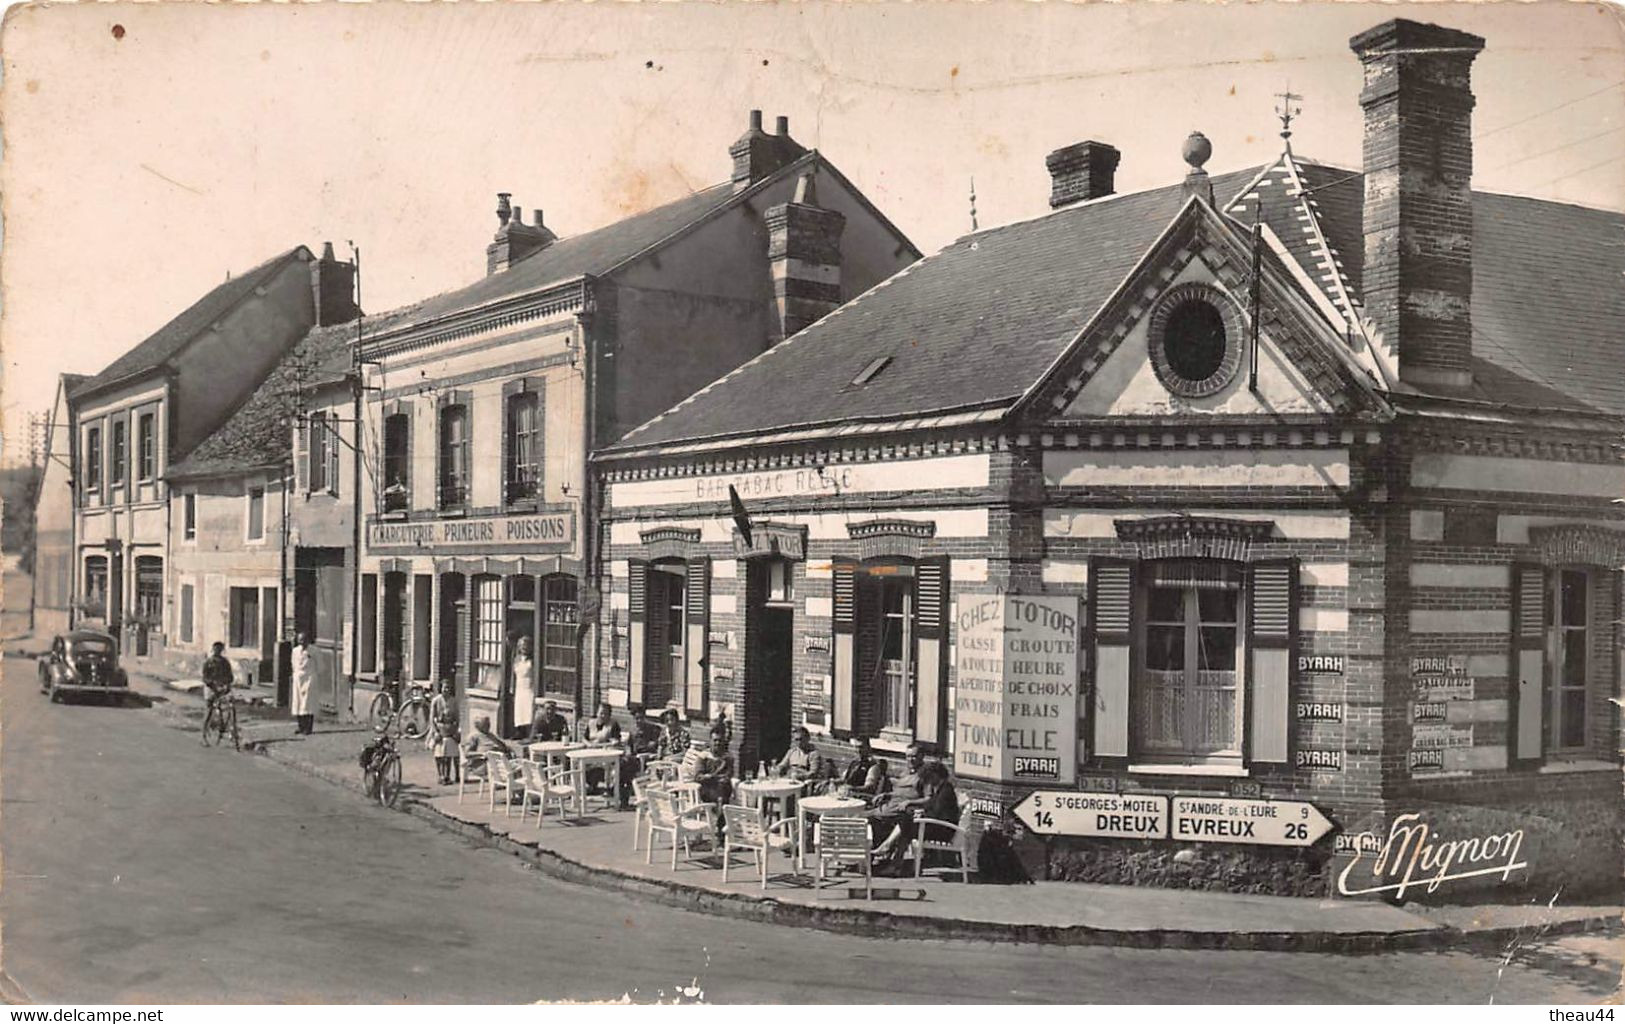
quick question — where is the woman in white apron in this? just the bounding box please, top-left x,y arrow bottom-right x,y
291,632 -> 316,735
510,635 -> 535,740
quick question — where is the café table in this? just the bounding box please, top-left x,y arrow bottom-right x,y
737,777 -> 805,827
566,746 -> 625,814
796,793 -> 867,871
526,741 -> 579,775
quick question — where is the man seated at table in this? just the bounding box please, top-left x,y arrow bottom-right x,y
577,701 -> 629,803
690,733 -> 735,815
528,700 -> 569,742
462,715 -> 513,782
841,737 -> 890,799
870,759 -> 959,874
776,726 -> 824,781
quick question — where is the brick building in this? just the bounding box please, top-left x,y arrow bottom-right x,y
62,245 -> 356,662
314,115 -> 919,736
593,20 -> 1623,899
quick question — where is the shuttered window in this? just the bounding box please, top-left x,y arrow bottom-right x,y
627,560 -> 649,705
1510,563 -> 1546,767
828,558 -> 946,745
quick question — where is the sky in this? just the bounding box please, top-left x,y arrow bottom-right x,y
2,1 -> 1622,466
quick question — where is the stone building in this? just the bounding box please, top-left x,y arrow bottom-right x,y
63,245 -> 356,662
593,20 -> 1623,898
315,114 -> 920,736
31,372 -> 87,639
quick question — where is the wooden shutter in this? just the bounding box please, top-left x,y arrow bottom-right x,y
1510,562 -> 1546,768
913,557 -> 950,750
684,559 -> 710,715
1247,557 -> 1296,765
831,558 -> 858,736
296,415 -> 310,493
627,560 -> 648,704
326,413 -> 341,497
1088,558 -> 1134,759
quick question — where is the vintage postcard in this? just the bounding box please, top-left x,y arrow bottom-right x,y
0,0 -> 1621,1008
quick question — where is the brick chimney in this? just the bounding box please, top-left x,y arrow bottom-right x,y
1351,18 -> 1484,390
765,172 -> 845,344
730,110 -> 808,192
310,241 -> 358,326
486,193 -> 558,276
1045,141 -> 1120,208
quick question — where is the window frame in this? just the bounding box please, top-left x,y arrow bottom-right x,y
854,560 -> 919,743
1134,561 -> 1247,763
504,387 -> 542,507
471,574 -> 505,697
1548,566 -> 1593,755
228,586 -> 261,649
85,424 -> 103,498
245,485 -> 266,543
437,398 -> 472,512
541,574 -> 579,699
83,555 -> 109,619
110,418 -> 127,488
182,493 -> 197,541
381,411 -> 411,513
137,412 -> 156,481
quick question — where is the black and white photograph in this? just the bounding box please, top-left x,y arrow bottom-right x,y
0,0 -> 1621,1008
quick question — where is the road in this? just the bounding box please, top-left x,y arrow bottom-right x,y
0,651 -> 1618,1002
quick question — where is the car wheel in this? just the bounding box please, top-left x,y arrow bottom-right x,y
49,688 -> 62,704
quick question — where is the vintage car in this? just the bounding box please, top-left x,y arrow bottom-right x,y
38,629 -> 130,702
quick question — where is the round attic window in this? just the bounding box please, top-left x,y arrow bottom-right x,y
1147,282 -> 1245,398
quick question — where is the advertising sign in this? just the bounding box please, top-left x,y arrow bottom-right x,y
367,511 -> 573,554
953,593 -> 1080,784
1012,791 -> 1169,839
1298,654 -> 1345,675
1170,796 -> 1334,847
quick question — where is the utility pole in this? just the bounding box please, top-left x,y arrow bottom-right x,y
349,244 -> 365,720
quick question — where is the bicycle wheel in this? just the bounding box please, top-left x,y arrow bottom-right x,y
201,705 -> 218,747
377,753 -> 402,807
368,691 -> 395,733
399,699 -> 430,740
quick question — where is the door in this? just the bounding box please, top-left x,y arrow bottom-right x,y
759,607 -> 795,764
259,586 -> 278,685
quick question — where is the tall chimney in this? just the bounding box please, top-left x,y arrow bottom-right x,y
310,241 -> 357,326
486,192 -> 557,276
765,172 -> 845,344
1351,18 -> 1484,390
1045,141 -> 1120,208
730,110 -> 807,192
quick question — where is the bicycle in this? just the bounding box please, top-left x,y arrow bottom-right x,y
369,679 -> 430,739
201,691 -> 241,751
360,731 -> 402,807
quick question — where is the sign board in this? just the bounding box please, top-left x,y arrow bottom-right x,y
1414,676 -> 1475,703
1170,796 -> 1333,847
952,593 -> 1081,784
1012,791 -> 1169,839
803,634 -> 831,655
731,522 -> 807,561
367,511 -> 573,554
1295,749 -> 1343,771
1334,831 -> 1383,855
1298,654 -> 1344,675
967,796 -> 1005,819
1411,724 -> 1473,749
1296,702 -> 1344,722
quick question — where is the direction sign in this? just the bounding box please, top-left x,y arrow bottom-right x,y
1170,796 -> 1333,847
1011,791 -> 1169,840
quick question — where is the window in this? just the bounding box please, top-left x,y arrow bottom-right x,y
542,575 -> 579,698
229,587 -> 260,649
1549,568 -> 1590,752
1138,562 -> 1245,758
137,413 -> 156,481
505,391 -> 541,504
359,574 -> 378,675
308,411 -> 339,495
646,565 -> 687,710
1147,283 -> 1244,398
439,404 -> 471,509
183,493 -> 197,540
85,425 -> 102,497
382,413 -> 410,512
473,575 -> 504,694
179,583 -> 194,644
110,419 -> 127,487
858,563 -> 916,736
134,557 -> 163,626
83,556 -> 109,618
246,487 -> 266,541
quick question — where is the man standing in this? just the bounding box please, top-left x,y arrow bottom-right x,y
291,632 -> 316,735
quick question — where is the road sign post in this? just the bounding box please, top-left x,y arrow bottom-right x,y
1169,796 -> 1333,847
1011,791 -> 1169,839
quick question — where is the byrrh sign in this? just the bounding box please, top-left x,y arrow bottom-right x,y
368,512 -> 574,554
953,593 -> 1080,784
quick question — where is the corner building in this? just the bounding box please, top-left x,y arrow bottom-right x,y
595,20 -> 1623,899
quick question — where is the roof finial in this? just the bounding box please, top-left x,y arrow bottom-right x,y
1275,86 -> 1303,152
969,176 -> 978,231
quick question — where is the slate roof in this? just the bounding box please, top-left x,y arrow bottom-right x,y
612,155 -> 1625,453
164,322 -> 356,482
73,248 -> 309,400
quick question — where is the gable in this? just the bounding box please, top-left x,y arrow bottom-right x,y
1058,255 -> 1335,419
1023,198 -> 1387,425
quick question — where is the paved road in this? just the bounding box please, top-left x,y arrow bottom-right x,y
1,652 -> 1619,1003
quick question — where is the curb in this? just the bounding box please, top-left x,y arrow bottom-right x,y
246,740 -> 1620,954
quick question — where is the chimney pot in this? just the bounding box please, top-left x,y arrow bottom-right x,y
1044,140 -> 1120,208
749,109 -> 763,132
321,241 -> 336,262
775,115 -> 790,136
496,192 -> 513,227
534,209 -> 545,228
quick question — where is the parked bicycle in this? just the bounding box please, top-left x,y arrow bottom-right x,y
201,692 -> 241,751
360,731 -> 402,807
368,678 -> 430,739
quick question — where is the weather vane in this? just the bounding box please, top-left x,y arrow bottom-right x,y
1276,86 -> 1304,150
969,176 -> 979,231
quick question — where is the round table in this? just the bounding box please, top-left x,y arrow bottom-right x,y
566,746 -> 625,813
737,778 -> 805,827
526,741 -> 579,775
796,794 -> 867,870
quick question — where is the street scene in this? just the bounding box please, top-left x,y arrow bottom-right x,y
1,1 -> 1622,1007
